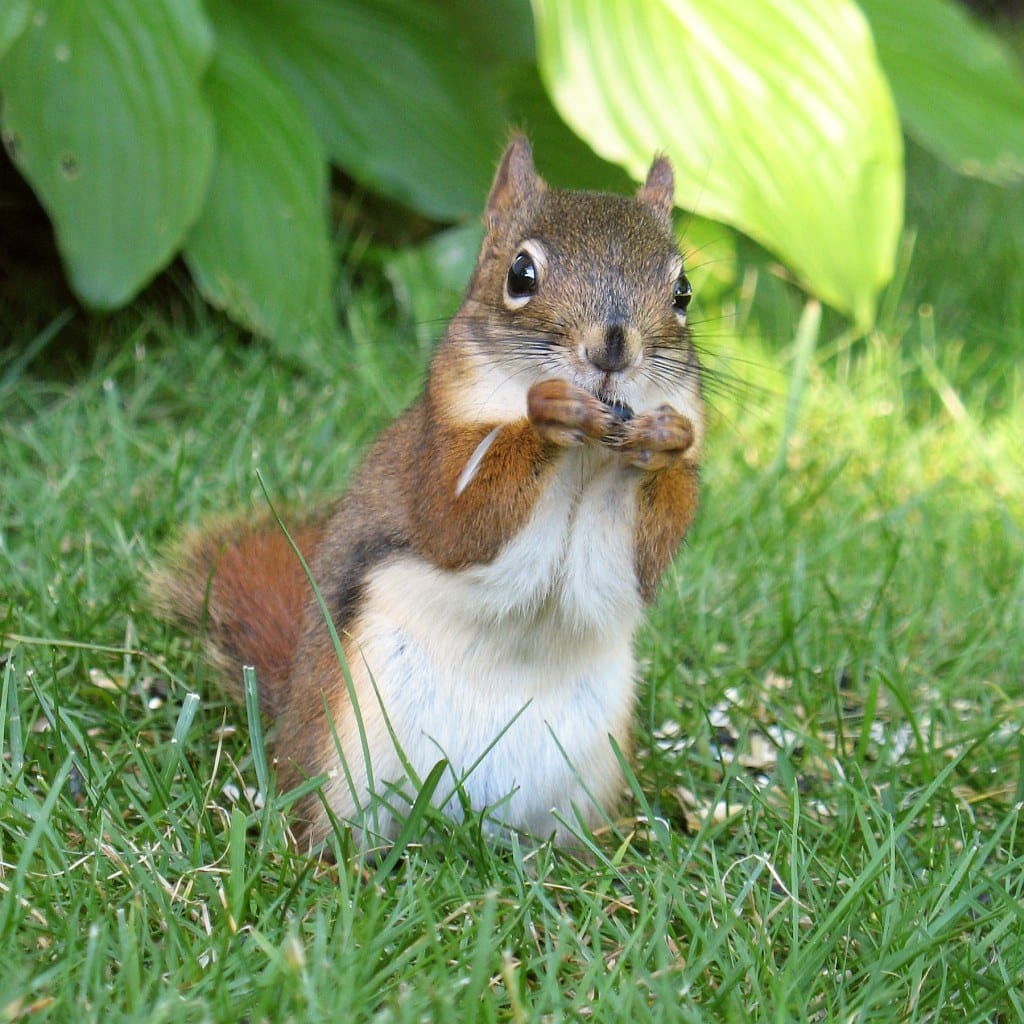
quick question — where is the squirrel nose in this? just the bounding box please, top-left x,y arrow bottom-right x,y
587,323 -> 632,373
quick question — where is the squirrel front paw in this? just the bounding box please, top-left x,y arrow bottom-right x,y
613,405 -> 694,470
527,379 -> 616,448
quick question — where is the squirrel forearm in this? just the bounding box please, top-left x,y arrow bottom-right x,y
634,463 -> 700,602
408,417 -> 556,569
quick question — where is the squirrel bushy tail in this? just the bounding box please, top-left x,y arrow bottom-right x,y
149,519 -> 325,716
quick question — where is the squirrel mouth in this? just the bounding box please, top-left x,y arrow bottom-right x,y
606,399 -> 634,422
595,381 -> 634,421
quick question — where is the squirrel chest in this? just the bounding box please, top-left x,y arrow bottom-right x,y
323,446 -> 645,842
154,136 -> 704,851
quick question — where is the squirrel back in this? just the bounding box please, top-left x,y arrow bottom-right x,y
152,137 -> 704,851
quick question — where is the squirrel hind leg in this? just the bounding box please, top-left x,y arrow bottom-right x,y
149,518 -> 325,717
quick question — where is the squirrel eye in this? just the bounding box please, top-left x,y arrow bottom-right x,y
673,274 -> 693,314
506,251 -> 538,299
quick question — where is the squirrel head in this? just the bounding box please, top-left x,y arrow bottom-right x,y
453,136 -> 699,418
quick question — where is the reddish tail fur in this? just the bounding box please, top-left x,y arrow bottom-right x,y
150,519 -> 325,717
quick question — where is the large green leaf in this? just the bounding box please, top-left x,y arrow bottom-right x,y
0,0 -> 31,60
0,0 -> 214,307
860,0 -> 1024,184
204,0 -> 509,221
531,0 -> 904,326
183,47 -> 334,347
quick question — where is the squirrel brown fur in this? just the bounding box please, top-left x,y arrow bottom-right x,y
151,137 -> 704,851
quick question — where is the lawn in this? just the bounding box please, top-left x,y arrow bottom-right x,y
1,144 -> 1022,1022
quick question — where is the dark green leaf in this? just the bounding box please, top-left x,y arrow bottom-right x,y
0,0 -> 214,307
498,61 -> 634,194
861,0 -> 1024,184
204,0 -> 509,220
183,47 -> 334,347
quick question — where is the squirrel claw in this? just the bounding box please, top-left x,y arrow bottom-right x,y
617,406 -> 694,470
528,379 -> 614,446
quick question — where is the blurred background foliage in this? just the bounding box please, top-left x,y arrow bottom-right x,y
1,0 -> 1023,352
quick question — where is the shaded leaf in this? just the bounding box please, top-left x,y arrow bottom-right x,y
183,47 -> 334,347
861,0 -> 1024,184
205,0 -> 508,220
498,61 -> 634,194
385,223 -> 483,345
531,0 -> 904,326
0,0 -> 214,307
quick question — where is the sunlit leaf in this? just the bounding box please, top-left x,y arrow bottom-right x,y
531,0 -> 904,326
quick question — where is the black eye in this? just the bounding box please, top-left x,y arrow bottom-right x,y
507,252 -> 538,298
673,274 -> 692,313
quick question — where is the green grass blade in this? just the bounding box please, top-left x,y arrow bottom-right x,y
161,690 -> 201,791
774,297 -> 820,473
1,647 -> 24,776
254,470 -> 375,825
0,752 -> 73,939
372,758 -> 449,882
242,664 -> 271,799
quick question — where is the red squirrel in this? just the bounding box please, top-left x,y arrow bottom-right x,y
152,137 -> 704,850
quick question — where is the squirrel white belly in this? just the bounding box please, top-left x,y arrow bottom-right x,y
152,136 -> 704,850
328,446 -> 644,844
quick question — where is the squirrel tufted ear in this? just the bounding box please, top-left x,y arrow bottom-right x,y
637,155 -> 675,222
486,135 -> 546,232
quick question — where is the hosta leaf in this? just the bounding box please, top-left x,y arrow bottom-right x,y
861,0 -> 1024,184
204,0 -> 508,221
0,0 -> 31,59
183,47 -> 334,347
531,0 -> 904,326
0,0 -> 214,307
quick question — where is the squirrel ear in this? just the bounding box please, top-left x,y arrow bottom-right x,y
637,156 -> 675,222
486,135 -> 545,232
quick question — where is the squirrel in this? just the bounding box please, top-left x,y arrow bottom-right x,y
151,136 -> 704,852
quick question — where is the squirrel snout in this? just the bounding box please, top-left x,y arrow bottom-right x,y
584,322 -> 640,374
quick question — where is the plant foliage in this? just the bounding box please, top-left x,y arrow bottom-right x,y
1,0 -> 1023,344
0,1 -> 215,307
532,0 -> 903,327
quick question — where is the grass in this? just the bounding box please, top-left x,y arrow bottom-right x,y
1,144 -> 1023,1022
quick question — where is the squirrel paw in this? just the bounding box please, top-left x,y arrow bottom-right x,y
615,405 -> 694,470
527,379 -> 615,448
